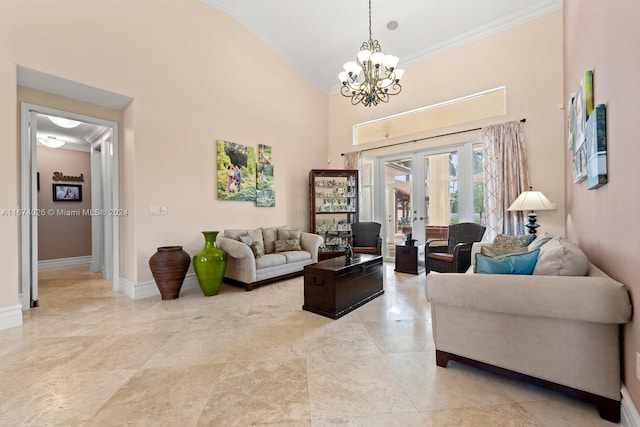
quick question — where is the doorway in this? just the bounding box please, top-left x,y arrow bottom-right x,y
20,103 -> 120,310
376,143 -> 483,261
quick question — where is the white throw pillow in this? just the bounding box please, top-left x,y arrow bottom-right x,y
532,238 -> 590,276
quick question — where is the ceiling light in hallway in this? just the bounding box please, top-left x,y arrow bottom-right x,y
48,116 -> 82,128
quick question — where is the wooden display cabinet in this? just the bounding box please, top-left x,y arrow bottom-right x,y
309,169 -> 359,261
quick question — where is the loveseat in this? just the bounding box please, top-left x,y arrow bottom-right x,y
426,235 -> 632,422
216,226 -> 323,291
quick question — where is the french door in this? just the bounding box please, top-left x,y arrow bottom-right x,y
377,144 -> 482,261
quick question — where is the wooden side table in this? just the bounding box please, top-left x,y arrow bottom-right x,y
394,244 -> 425,274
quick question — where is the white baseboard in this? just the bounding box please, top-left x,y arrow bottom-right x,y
38,256 -> 91,271
622,385 -> 640,427
120,273 -> 198,300
0,304 -> 23,331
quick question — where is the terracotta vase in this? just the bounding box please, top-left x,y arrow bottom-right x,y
193,231 -> 227,296
149,246 -> 191,300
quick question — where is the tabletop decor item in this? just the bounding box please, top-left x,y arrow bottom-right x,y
149,246 -> 191,300
344,242 -> 353,264
193,231 -> 227,296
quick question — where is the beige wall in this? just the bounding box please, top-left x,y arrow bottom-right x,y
37,147 -> 92,260
0,0 -> 328,314
564,1 -> 640,409
328,12 -> 565,238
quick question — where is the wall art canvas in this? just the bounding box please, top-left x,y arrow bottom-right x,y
572,69 -> 594,185
256,190 -> 275,207
217,139 -> 256,201
586,104 -> 607,189
567,92 -> 576,150
573,81 -> 586,149
573,144 -> 587,183
583,70 -> 594,118
258,144 -> 272,165
256,144 -> 275,207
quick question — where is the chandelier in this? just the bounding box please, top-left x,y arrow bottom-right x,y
338,0 -> 404,107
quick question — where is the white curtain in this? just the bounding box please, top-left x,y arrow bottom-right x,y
482,121 -> 529,241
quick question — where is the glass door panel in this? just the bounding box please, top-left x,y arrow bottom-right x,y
383,157 -> 412,259
425,150 -> 457,240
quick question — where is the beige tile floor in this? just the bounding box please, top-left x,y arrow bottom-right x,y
0,264 -> 616,426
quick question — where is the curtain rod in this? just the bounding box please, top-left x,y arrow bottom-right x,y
341,118 -> 526,156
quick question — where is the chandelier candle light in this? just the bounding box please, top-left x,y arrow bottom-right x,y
338,0 -> 404,107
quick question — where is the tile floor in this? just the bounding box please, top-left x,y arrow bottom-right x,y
0,264 -> 616,426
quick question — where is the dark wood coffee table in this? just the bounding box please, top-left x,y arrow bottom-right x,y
302,254 -> 384,319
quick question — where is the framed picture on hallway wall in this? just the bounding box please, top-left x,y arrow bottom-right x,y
52,184 -> 82,202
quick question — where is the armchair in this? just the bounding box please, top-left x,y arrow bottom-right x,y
350,222 -> 382,255
426,222 -> 486,273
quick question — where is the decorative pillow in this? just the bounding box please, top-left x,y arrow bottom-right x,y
475,249 -> 540,275
491,234 -> 536,255
263,225 -> 287,254
225,228 -> 264,252
277,228 -> 301,241
238,234 -> 253,246
250,241 -> 265,258
527,233 -> 559,252
480,245 -> 527,258
274,239 -> 302,253
532,238 -> 590,276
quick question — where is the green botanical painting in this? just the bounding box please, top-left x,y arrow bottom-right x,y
217,139 -> 256,201
258,144 -> 272,165
256,190 -> 275,207
257,163 -> 274,191
256,144 -> 274,207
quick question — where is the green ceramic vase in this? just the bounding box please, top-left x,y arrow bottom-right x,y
193,231 -> 227,296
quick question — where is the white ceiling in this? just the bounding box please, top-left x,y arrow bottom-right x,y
36,114 -> 107,151
201,0 -> 562,94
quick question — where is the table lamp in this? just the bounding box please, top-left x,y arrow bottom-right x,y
507,188 -> 555,235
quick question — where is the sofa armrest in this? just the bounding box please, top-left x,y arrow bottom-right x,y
426,271 -> 632,324
470,242 -> 491,267
300,232 -> 324,262
216,235 -> 253,259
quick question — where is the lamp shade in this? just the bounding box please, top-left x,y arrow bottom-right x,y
507,191 -> 554,212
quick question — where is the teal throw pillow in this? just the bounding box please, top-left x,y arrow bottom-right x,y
475,249 -> 540,275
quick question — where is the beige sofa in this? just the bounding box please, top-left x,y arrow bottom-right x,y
426,238 -> 632,422
216,226 -> 323,291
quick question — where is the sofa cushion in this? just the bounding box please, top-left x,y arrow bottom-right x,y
284,250 -> 311,263
274,239 -> 302,252
263,225 -> 287,254
533,238 -> 590,276
475,249 -> 540,275
255,253 -> 286,269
